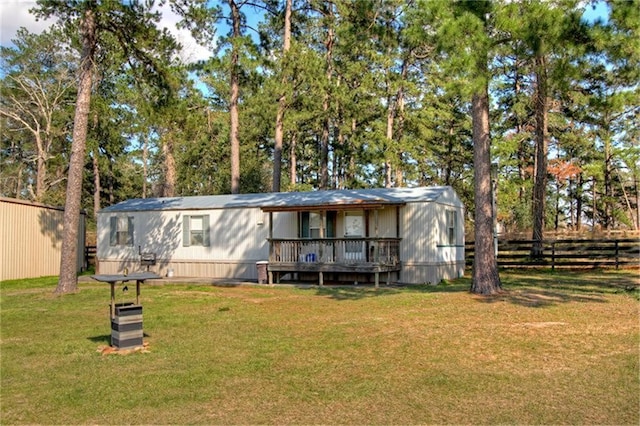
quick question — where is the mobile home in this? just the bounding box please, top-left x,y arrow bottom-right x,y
96,186 -> 464,285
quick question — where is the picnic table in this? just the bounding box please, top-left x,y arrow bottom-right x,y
92,272 -> 161,318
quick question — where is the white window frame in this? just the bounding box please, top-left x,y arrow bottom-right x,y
446,210 -> 457,246
309,212 -> 323,238
109,216 -> 134,246
183,214 -> 210,247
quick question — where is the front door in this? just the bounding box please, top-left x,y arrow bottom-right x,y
344,211 -> 364,260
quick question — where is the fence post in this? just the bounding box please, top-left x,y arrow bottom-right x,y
551,241 -> 556,271
615,240 -> 619,270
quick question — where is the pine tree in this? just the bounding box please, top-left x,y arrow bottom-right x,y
34,0 -> 179,294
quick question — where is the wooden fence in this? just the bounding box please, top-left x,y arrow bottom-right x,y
85,245 -> 97,270
465,238 -> 639,269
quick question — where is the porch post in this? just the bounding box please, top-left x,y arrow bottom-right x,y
268,211 -> 274,262
374,209 -> 379,237
374,209 -> 379,263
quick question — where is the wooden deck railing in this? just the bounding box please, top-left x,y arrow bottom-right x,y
268,238 -> 401,265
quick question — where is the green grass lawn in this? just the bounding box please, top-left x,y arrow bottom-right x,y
1,270 -> 638,425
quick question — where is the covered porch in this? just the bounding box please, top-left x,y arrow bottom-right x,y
267,237 -> 401,286
262,197 -> 404,287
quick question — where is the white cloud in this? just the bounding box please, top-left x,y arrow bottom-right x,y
0,0 -> 55,46
0,0 -> 212,62
153,2 -> 212,63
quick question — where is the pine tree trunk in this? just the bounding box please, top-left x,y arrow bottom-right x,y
55,8 -> 96,295
395,61 -> 407,188
385,94 -> 394,189
162,136 -> 176,197
142,134 -> 148,198
531,53 -> 548,257
290,132 -> 297,187
92,149 -> 100,221
470,88 -> 501,295
35,140 -> 46,202
229,0 -> 241,194
272,0 -> 291,192
319,1 -> 333,190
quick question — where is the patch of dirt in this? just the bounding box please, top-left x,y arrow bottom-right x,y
97,341 -> 150,356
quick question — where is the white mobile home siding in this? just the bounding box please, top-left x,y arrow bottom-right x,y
0,198 -> 86,281
98,207 -> 275,279
400,193 -> 465,284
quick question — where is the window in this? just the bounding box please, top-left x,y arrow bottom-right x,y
300,211 -> 336,238
183,215 -> 210,247
309,212 -> 322,238
109,216 -> 134,246
446,210 -> 457,245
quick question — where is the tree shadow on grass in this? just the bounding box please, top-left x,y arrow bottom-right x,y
476,288 -> 610,307
305,285 -> 404,301
297,281 -> 467,301
477,268 -> 639,307
298,269 -> 639,306
88,335 -> 111,344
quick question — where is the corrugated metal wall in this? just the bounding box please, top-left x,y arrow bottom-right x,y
0,198 -> 86,281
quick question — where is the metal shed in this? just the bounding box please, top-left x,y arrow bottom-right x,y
96,186 -> 465,285
0,197 -> 86,281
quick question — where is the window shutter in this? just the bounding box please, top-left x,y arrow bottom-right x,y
183,215 -> 190,247
326,211 -> 336,238
127,217 -> 134,246
110,216 -> 117,246
453,211 -> 458,244
300,212 -> 310,238
203,215 -> 210,247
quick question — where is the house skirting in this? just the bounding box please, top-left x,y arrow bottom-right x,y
400,261 -> 465,285
97,259 -> 263,281
97,259 -> 465,285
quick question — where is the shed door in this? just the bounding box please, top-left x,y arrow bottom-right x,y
344,211 -> 364,260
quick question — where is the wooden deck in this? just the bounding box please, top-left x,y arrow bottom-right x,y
267,238 -> 401,286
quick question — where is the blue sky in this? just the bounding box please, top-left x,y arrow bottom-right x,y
1,0 -> 611,62
581,0 -> 610,23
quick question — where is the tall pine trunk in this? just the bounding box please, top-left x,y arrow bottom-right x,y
272,0 -> 291,192
470,86 -> 501,295
142,133 -> 149,198
319,1 -> 333,190
162,135 -> 176,197
55,7 -> 96,294
35,142 -> 46,202
92,149 -> 100,221
394,59 -> 408,188
385,93 -> 394,188
289,132 -> 297,187
531,53 -> 548,257
229,0 -> 241,194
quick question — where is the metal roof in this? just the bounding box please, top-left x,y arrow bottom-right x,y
99,186 -> 457,213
